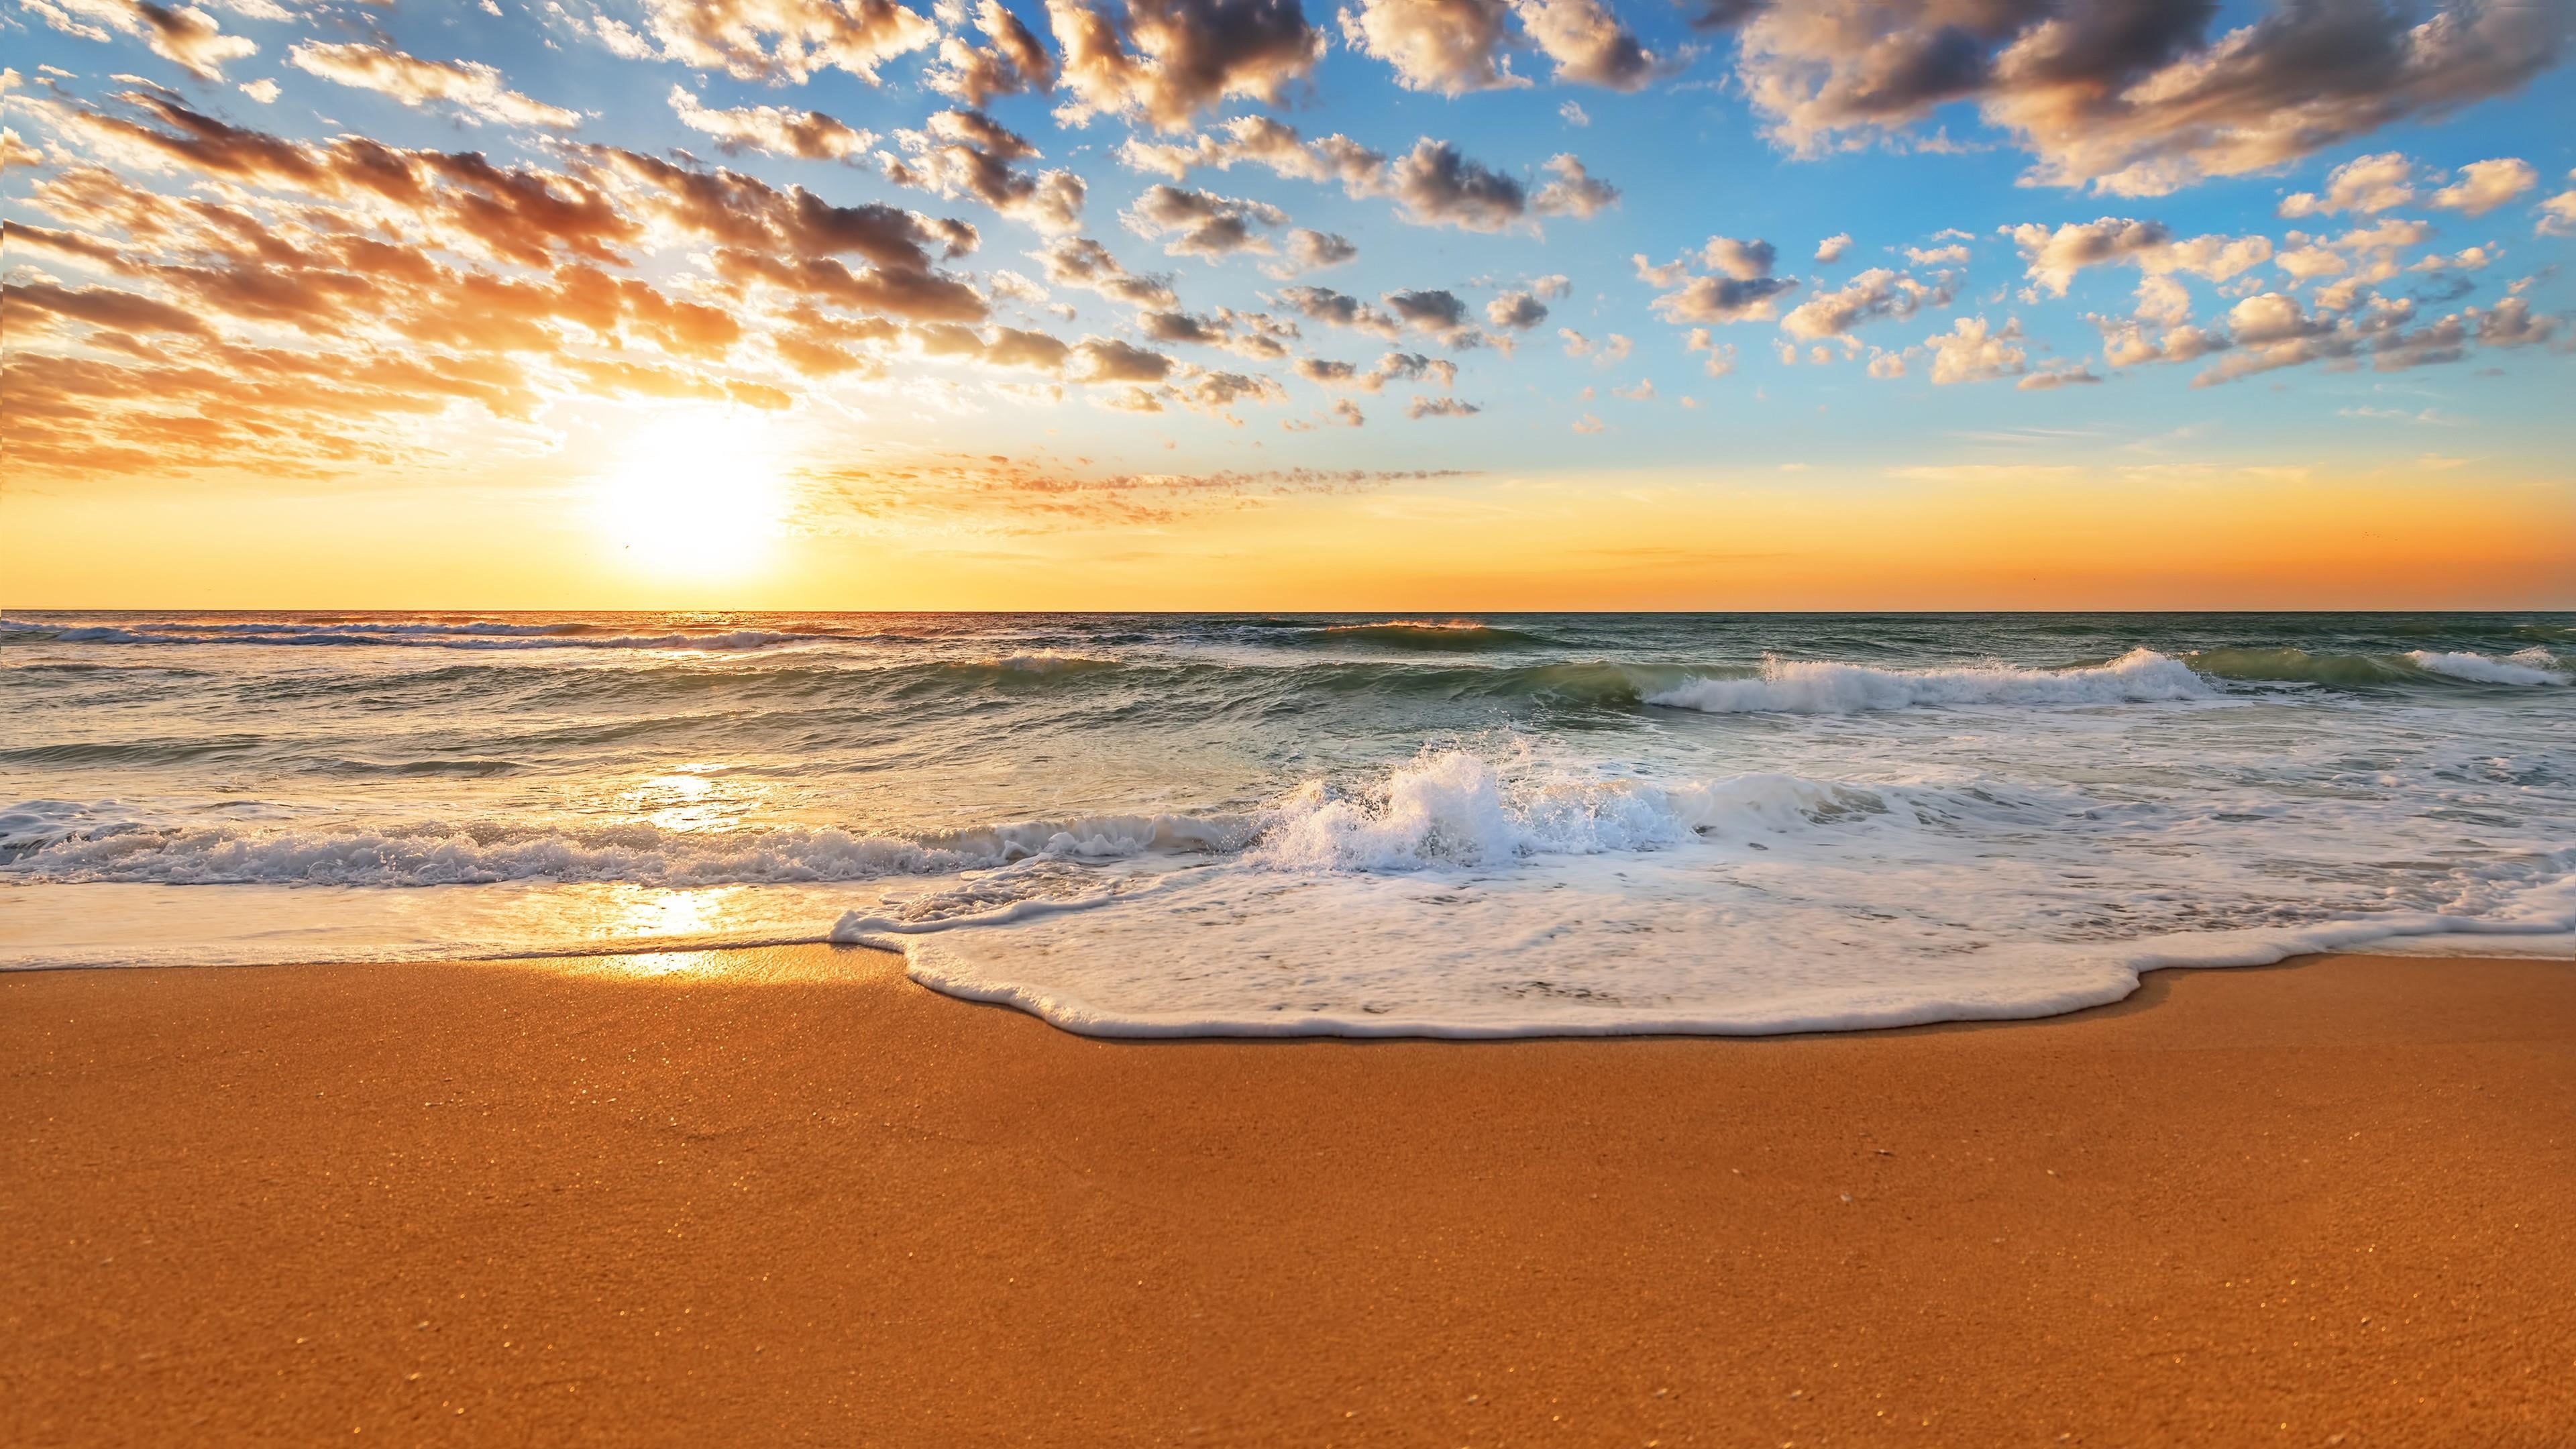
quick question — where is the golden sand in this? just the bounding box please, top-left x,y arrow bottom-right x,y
5,947 -> 2571,1446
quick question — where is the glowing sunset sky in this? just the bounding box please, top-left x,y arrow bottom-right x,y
3,0 -> 2573,608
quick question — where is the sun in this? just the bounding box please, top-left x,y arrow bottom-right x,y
591,408 -> 790,578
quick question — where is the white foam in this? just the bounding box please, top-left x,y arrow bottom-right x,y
1248,748 -> 1697,870
1648,647 -> 2216,713
2406,649 -> 2566,686
796,739 -> 2576,1036
864,864 -> 2576,1038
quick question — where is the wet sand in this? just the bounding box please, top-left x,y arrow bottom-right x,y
4,946 -> 2572,1448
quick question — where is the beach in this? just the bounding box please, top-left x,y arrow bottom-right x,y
5,947 -> 2571,1447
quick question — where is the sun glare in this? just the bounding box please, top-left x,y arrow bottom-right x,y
592,409 -> 790,578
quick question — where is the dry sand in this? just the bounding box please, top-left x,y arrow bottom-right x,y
4,946 -> 2572,1448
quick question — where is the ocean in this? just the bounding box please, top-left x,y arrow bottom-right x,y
3,611 -> 2569,1033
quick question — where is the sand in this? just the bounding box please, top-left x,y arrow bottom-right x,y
4,945 -> 2572,1448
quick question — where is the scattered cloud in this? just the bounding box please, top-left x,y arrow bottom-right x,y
669,86 -> 871,160
1733,1 -> 2571,197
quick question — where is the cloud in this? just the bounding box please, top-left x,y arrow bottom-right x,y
1698,235 -> 1774,280
885,109 -> 1086,233
0,127 -> 43,173
1560,99 -> 1591,125
1338,0 -> 1662,95
2541,171 -> 2576,237
1271,227 -> 1357,274
2430,157 -> 2537,216
2469,296 -> 2559,349
286,43 -> 582,131
1277,284 -> 1401,337
1383,287 -> 1481,345
1686,329 -> 1737,376
1485,289 -> 1548,329
2278,152 -> 2416,217
639,0 -> 938,85
2004,217 -> 2272,297
25,0 -> 258,80
1513,0 -> 1660,91
1163,366 -> 1289,420
1652,274 -> 1796,325
1923,315 -> 2025,385
1071,335 -> 1177,382
1114,118 -> 1601,233
1407,394 -> 1480,419
810,457 -> 1460,525
1336,0 -> 1522,94
1035,235 -> 1179,308
1142,305 -> 1300,358
1299,350 -> 1458,391
1532,153 -> 1617,218
1813,232 -> 1850,264
926,0 -> 1060,107
669,86 -> 872,160
1733,1 -> 2571,197
912,321 -> 1075,374
1048,0 -> 1328,133
1122,182 -> 1287,258
2017,361 -> 2100,391
9,278 -> 216,337
237,77 -> 278,104
1387,138 -> 1527,231
1778,267 -> 1945,340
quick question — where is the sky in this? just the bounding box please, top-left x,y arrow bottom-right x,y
3,0 -> 2573,610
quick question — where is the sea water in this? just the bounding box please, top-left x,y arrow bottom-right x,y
4,612 -> 2569,1034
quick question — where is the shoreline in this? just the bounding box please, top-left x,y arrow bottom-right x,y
7,945 -> 2572,1446
9,923 -> 2573,1028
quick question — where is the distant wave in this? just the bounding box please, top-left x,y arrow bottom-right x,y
0,619 -> 835,652
1303,620 -> 1548,651
1648,647 -> 2214,714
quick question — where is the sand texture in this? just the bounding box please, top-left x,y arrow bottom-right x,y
5,947 -> 2573,1447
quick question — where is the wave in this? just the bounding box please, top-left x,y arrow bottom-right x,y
2183,647 -> 2424,686
1,618 -> 839,651
982,651 -> 1120,675
2184,645 -> 2565,687
1648,647 -> 2215,714
1303,620 -> 1548,651
0,749 -> 1913,887
0,804 -> 1261,886
2404,649 -> 2565,686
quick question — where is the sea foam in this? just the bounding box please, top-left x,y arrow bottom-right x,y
1647,647 -> 2214,713
2405,649 -> 2566,686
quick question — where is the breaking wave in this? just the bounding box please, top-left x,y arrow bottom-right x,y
1648,647 -> 2215,714
0,750 -> 1919,888
2405,649 -> 2565,686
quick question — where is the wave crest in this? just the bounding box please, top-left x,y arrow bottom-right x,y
1648,648 -> 2213,714
1306,621 -> 1546,651
2405,649 -> 2565,686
